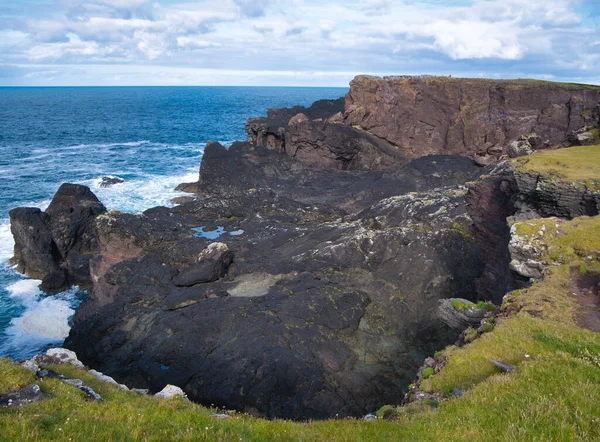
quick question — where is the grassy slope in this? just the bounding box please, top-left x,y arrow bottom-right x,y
511,144 -> 600,190
2,146 -> 600,442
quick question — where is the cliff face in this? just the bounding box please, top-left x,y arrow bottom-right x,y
246,76 -> 600,169
345,76 -> 600,165
246,97 -> 408,171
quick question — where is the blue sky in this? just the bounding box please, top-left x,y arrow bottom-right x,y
0,0 -> 599,86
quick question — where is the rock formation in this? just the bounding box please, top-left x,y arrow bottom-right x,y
57,142 -> 491,419
247,76 -> 600,168
9,183 -> 106,292
344,76 -> 600,165
8,75 -> 600,420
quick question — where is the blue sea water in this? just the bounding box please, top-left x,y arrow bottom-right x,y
0,86 -> 346,360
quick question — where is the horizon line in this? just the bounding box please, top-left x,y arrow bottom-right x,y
0,84 -> 351,88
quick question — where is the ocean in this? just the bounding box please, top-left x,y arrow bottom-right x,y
0,86 -> 347,360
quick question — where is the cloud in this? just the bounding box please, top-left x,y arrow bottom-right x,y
360,0 -> 392,15
233,0 -> 271,18
423,19 -> 524,60
176,35 -> 221,49
0,0 -> 598,85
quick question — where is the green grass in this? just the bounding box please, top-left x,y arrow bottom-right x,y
421,368 -> 435,379
511,144 -> 600,190
452,299 -> 474,311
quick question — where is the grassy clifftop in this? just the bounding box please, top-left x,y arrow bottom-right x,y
2,146 -> 600,441
511,144 -> 600,190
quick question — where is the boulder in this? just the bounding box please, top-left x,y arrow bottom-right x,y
88,369 -> 129,391
173,243 -> 233,286
99,176 -> 124,188
0,384 -> 50,407
39,348 -> 85,369
155,385 -> 188,400
9,184 -> 106,291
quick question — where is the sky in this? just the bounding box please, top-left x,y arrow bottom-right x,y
0,0 -> 599,86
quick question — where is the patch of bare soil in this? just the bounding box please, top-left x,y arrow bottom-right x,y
571,270 -> 600,333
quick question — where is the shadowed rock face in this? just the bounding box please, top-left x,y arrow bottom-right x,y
344,76 -> 600,165
9,183 -> 106,292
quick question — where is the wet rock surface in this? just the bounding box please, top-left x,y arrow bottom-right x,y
99,176 -> 125,188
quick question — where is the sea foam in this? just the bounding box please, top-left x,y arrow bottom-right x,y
0,280 -> 82,359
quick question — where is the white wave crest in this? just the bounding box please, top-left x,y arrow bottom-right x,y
87,170 -> 200,212
0,281 -> 81,358
65,140 -> 153,150
0,221 -> 15,265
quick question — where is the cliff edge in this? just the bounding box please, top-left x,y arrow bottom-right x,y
248,76 -> 600,168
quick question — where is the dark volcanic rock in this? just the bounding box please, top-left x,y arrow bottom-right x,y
59,140 -> 493,420
9,207 -> 59,280
512,171 -> 600,218
246,96 -> 407,171
173,243 -> 233,286
99,176 -> 124,188
10,183 -> 106,292
283,121 -> 407,170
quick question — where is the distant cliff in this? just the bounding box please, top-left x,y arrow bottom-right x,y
248,76 -> 600,167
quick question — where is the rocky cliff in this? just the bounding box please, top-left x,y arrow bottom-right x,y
8,77 -> 600,421
248,76 -> 600,168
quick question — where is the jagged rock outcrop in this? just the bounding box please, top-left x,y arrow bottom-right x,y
246,76 -> 600,169
512,171 -> 600,218
52,141 -> 496,420
246,97 -> 407,170
9,183 -> 106,292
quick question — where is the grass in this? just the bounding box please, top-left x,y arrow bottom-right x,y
511,144 -> 600,190
452,299 -> 474,311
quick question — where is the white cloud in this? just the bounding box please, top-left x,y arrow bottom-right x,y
0,0 -> 598,85
0,30 -> 31,49
176,35 -> 221,49
424,19 -> 524,60
233,0 -> 271,18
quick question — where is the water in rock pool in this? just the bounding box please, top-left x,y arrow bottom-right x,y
0,86 -> 346,360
